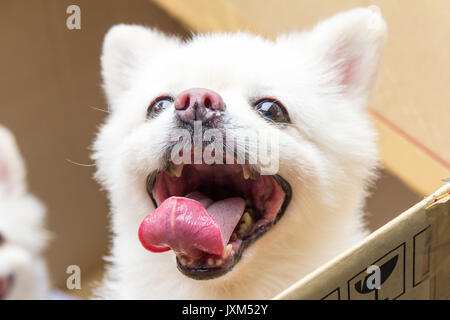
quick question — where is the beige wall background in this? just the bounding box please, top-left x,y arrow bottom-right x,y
0,0 -> 187,287
2,0 -> 444,295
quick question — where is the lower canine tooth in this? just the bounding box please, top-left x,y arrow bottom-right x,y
237,213 -> 252,236
240,212 -> 252,226
207,258 -> 214,266
216,259 -> 223,266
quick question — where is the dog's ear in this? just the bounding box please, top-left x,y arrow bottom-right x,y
311,7 -> 387,102
0,126 -> 26,197
281,7 -> 387,104
101,24 -> 179,106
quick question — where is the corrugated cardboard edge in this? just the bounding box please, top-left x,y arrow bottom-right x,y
426,188 -> 450,299
273,183 -> 450,300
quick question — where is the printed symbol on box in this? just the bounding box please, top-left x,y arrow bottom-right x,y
347,243 -> 405,300
321,287 -> 340,300
413,226 -> 432,287
354,257 -> 397,300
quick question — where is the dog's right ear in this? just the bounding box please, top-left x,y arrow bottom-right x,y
0,126 -> 26,197
101,24 -> 179,106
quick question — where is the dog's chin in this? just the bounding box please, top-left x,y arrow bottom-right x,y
145,162 -> 292,280
0,274 -> 14,300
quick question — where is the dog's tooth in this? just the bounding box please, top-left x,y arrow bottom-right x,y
171,163 -> 184,178
237,212 -> 252,236
242,165 -> 251,180
207,258 -> 214,266
241,212 -> 252,226
166,163 -> 184,177
180,258 -> 188,266
224,244 -> 232,258
242,165 -> 260,180
215,259 -> 223,266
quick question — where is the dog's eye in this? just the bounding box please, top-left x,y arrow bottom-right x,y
254,99 -> 290,123
147,96 -> 174,118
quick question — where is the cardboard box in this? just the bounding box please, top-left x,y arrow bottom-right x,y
274,182 -> 450,300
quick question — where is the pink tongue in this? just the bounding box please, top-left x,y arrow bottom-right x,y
138,192 -> 245,258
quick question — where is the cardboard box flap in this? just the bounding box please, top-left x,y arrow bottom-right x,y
274,183 -> 450,300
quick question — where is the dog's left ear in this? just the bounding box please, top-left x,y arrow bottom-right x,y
313,7 -> 387,102
280,7 -> 387,104
101,24 -> 180,106
0,126 -> 26,197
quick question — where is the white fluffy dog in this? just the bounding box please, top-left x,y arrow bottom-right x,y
0,126 -> 50,299
93,7 -> 387,299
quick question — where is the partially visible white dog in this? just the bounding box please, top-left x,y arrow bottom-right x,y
93,7 -> 387,299
0,126 -> 50,299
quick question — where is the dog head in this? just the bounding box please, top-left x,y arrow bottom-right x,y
0,126 -> 49,299
94,7 -> 386,295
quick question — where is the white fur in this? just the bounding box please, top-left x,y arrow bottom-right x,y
0,126 -> 50,299
93,7 -> 387,299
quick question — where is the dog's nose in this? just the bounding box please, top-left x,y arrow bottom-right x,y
174,88 -> 225,125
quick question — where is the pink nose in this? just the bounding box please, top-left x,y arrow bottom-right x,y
174,88 -> 225,125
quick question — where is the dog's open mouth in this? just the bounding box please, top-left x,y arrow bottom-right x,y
140,162 -> 291,280
0,275 -> 14,299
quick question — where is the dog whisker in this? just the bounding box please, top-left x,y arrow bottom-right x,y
90,106 -> 111,114
66,158 -> 97,167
